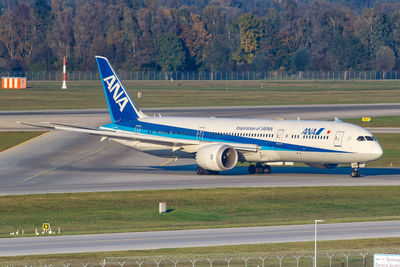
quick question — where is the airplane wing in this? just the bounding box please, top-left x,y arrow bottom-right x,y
19,122 -> 258,152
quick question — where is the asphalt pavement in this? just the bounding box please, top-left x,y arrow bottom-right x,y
0,105 -> 400,256
0,104 -> 400,195
1,221 -> 400,256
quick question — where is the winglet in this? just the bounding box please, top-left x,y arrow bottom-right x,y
95,56 -> 146,122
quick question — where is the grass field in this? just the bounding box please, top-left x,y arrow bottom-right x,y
1,80 -> 400,110
2,187 -> 400,238
343,116 -> 400,128
0,132 -> 46,151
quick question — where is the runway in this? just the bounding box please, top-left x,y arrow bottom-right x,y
1,220 -> 400,256
1,104 -> 400,195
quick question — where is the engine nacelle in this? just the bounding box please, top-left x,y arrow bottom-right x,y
196,144 -> 238,171
305,163 -> 339,169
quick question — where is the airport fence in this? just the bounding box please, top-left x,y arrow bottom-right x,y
2,70 -> 400,81
2,248 -> 400,267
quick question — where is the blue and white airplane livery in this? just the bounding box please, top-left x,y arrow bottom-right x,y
25,56 -> 383,177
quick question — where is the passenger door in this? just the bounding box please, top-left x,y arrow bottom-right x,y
334,131 -> 344,147
134,125 -> 141,134
276,129 -> 284,144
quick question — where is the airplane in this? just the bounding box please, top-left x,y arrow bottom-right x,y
23,56 -> 383,177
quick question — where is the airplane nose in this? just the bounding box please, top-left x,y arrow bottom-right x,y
370,142 -> 383,160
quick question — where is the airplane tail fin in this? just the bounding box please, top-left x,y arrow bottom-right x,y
96,56 -> 145,122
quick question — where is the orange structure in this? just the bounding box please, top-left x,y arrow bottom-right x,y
1,77 -> 27,89
1,77 -> 26,89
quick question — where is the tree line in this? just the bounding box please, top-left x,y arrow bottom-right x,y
0,0 -> 400,72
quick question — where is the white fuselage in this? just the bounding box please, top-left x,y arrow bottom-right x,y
108,116 -> 383,165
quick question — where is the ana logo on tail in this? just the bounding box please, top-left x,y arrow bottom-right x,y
103,75 -> 128,112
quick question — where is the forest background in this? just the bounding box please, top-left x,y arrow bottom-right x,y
1,0 -> 400,73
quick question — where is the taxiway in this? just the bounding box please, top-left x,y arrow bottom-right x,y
0,104 -> 399,195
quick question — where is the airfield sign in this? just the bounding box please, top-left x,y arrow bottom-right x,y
374,254 -> 400,267
42,223 -> 50,233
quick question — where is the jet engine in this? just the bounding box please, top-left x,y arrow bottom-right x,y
196,144 -> 238,171
305,163 -> 339,169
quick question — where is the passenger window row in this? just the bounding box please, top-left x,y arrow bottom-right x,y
142,129 -> 275,139
301,135 -> 329,140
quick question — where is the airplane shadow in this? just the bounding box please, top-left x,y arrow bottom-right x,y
57,163 -> 400,177
153,164 -> 400,177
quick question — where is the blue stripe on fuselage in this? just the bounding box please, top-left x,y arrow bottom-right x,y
101,120 -> 349,154
315,128 -> 325,135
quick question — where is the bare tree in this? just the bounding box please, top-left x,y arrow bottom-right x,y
49,0 -> 73,68
375,45 -> 395,79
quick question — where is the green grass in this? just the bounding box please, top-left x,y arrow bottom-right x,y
344,116 -> 400,128
0,132 -> 46,152
2,187 -> 400,238
1,80 -> 400,110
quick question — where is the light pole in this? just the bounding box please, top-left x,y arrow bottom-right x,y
314,220 -> 325,267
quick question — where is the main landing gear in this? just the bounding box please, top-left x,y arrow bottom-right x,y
350,169 -> 360,178
248,163 -> 271,174
196,166 -> 219,175
350,162 -> 364,178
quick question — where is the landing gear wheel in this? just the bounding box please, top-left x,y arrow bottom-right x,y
196,166 -> 205,175
350,168 -> 361,178
248,164 -> 256,174
196,167 -> 219,175
263,165 -> 271,174
350,162 -> 364,178
256,163 -> 264,174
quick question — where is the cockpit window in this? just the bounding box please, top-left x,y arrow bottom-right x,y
365,136 -> 374,141
357,136 -> 365,141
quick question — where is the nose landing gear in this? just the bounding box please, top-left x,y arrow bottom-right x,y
350,162 -> 364,178
350,168 -> 360,178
